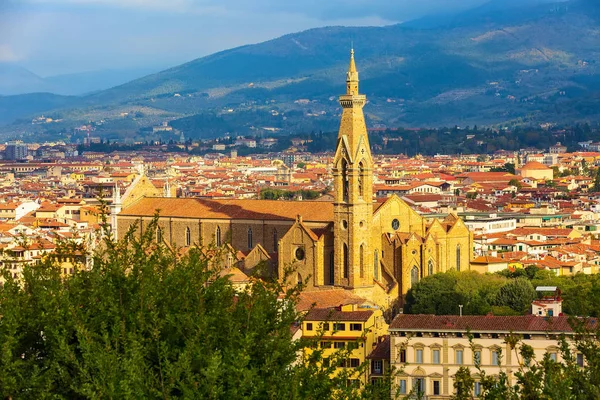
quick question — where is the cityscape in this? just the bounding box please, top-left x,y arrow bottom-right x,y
1,0 -> 600,398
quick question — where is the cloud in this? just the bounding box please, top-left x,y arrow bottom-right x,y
0,44 -> 21,62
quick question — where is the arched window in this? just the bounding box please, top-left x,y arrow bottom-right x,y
297,273 -> 303,286
342,159 -> 349,202
411,266 -> 419,287
329,251 -> 335,285
343,243 -> 349,279
374,250 -> 379,280
156,227 -> 162,243
358,161 -> 364,199
428,260 -> 434,276
273,229 -> 278,252
247,227 -> 253,249
185,227 -> 191,246
456,245 -> 461,272
215,226 -> 221,247
359,244 -> 365,278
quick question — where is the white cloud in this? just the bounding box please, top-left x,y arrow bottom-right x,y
0,44 -> 21,62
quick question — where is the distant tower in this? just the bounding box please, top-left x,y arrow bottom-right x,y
332,49 -> 374,289
179,131 -> 185,144
164,179 -> 172,198
110,183 -> 122,239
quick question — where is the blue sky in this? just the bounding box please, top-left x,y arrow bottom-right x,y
0,0 -> 489,76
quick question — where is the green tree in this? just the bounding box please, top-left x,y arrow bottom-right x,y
495,278 -> 536,314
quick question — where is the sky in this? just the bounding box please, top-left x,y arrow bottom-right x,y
0,0 -> 490,77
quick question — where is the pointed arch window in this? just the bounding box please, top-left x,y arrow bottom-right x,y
247,227 -> 253,249
215,226 -> 222,247
329,251 -> 335,285
342,159 -> 349,202
456,245 -> 461,272
273,229 -> 278,252
185,227 -> 191,246
374,250 -> 379,280
411,266 -> 419,287
358,161 -> 365,199
343,243 -> 349,279
359,244 -> 365,278
428,260 -> 434,276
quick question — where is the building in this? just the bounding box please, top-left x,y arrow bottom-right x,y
117,50 -> 473,306
549,142 -> 567,154
4,142 -> 28,160
389,314 -> 592,399
302,304 -> 388,385
517,161 -> 553,181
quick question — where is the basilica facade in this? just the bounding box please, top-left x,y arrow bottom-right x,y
117,51 -> 473,305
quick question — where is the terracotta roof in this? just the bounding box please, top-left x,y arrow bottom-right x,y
121,197 -> 334,222
296,289 -> 366,312
471,255 -> 507,264
304,308 -> 374,322
520,161 -> 551,171
389,314 -> 594,333
367,335 -> 391,360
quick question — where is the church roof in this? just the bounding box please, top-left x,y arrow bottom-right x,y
120,197 -> 334,222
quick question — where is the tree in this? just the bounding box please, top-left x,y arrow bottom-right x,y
495,278 -> 536,314
508,178 -> 522,190
0,218 -> 396,399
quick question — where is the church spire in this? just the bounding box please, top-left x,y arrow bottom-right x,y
346,48 -> 359,96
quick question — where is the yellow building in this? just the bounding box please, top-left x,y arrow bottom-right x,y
117,51 -> 473,307
517,161 -> 553,181
302,304 -> 387,385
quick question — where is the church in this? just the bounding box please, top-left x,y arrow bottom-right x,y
116,51 -> 473,306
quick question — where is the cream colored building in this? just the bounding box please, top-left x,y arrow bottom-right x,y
517,161 -> 553,181
389,314 -> 588,398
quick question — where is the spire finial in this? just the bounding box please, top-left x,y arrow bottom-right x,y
346,48 -> 359,95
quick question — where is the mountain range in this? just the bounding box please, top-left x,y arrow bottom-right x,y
2,0 -> 600,138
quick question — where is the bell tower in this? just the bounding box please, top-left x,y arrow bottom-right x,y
332,49 -> 374,289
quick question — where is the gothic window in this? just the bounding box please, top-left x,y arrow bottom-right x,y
297,273 -> 303,286
273,229 -> 278,252
456,245 -> 461,272
411,266 -> 419,287
374,250 -> 379,280
358,161 -> 365,199
343,243 -> 349,279
329,251 -> 335,285
216,226 -> 222,247
156,227 -> 162,243
247,227 -> 253,249
342,159 -> 349,202
428,260 -> 434,276
359,244 -> 365,278
185,227 -> 191,246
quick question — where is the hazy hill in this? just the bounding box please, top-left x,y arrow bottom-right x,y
3,0 -> 600,136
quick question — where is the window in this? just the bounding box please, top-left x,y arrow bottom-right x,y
321,341 -> 332,349
247,227 -> 253,249
373,360 -> 383,374
474,350 -> 482,365
416,349 -> 423,364
358,162 -> 364,198
347,342 -> 359,351
399,379 -> 407,394
359,244 -> 365,278
334,342 -> 345,349
456,350 -> 464,365
428,259 -> 434,276
413,378 -> 425,395
343,244 -> 349,279
342,159 -> 349,202
411,266 -> 419,287
399,349 -> 406,363
549,352 -> 557,362
456,245 -> 461,271
433,380 -> 441,396
577,353 -> 584,367
306,323 -> 313,331
156,227 -> 162,242
185,227 -> 191,246
322,323 -> 330,331
273,229 -> 278,251
350,358 -> 360,368
215,226 -> 221,246
329,251 -> 335,285
374,250 -> 379,280
474,382 -> 482,397
335,323 -> 345,331
492,350 -> 499,366
350,323 -> 362,331
433,349 -> 440,364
